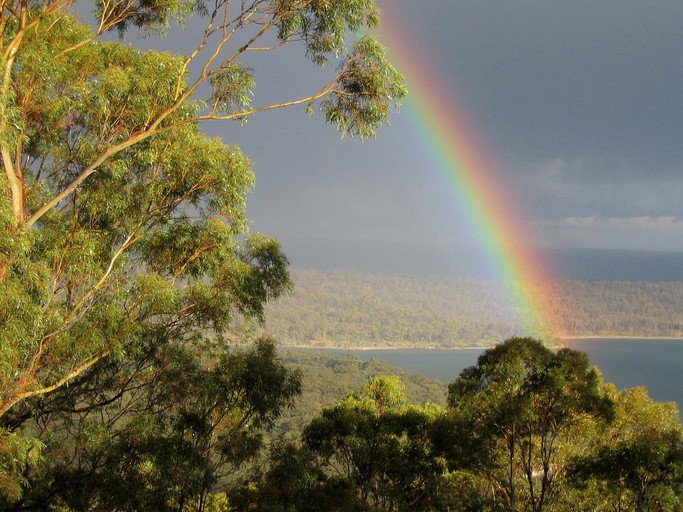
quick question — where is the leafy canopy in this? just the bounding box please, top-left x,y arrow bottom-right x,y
0,0 -> 405,502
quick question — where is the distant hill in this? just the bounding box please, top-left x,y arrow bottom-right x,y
261,269 -> 683,348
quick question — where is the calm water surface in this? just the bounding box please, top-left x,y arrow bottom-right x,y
565,338 -> 682,416
310,338 -> 682,419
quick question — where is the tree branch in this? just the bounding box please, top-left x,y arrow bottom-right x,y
25,2 -> 330,228
12,349 -> 111,403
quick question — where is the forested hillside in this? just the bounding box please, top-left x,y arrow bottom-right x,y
263,269 -> 683,347
272,351 -> 446,441
550,279 -> 683,336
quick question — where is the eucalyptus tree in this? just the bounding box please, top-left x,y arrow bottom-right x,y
11,337 -> 302,511
0,0 -> 405,500
442,338 -> 612,512
302,376 -> 449,511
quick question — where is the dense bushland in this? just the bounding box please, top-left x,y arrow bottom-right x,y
263,269 -> 683,347
7,338 -> 682,511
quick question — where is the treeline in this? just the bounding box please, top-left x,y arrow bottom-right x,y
263,269 -> 683,347
7,338 -> 682,511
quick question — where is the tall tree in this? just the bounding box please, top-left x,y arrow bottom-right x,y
0,0 -> 405,500
302,376 -> 448,511
441,337 -> 612,512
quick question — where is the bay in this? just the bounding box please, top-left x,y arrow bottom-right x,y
564,338 -> 682,418
299,338 -> 682,420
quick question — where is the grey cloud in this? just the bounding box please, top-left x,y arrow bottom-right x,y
113,0 -> 683,275
392,0 -> 683,173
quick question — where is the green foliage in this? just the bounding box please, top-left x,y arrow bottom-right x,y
566,386 -> 683,511
226,341 -> 682,511
210,64 -> 255,116
362,375 -> 407,414
298,377 -> 448,511
323,36 -> 406,139
0,432 -> 42,502
271,350 -> 447,442
263,269 -> 523,348
2,1 -> 680,509
547,280 -> 683,337
10,337 -> 301,510
235,373 -> 448,511
0,0 -> 404,501
442,338 -> 612,511
231,440 -> 357,512
275,0 -> 381,64
95,0 -> 195,35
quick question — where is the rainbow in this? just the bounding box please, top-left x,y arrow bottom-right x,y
377,8 -> 563,340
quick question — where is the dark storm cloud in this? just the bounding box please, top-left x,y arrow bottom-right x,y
237,0 -> 683,263
391,0 -> 683,176
114,0 -> 683,272
376,0 -> 683,254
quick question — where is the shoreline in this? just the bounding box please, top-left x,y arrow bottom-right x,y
281,335 -> 683,352
559,335 -> 683,341
281,344 -> 488,351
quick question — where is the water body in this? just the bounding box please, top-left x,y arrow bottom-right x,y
288,246 -> 683,281
549,248 -> 683,281
565,338 -> 683,416
310,338 -> 682,420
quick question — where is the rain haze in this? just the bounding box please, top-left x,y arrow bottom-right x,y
117,0 -> 683,280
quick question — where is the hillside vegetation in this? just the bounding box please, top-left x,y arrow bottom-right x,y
272,350 -> 447,441
235,339 -> 683,512
263,269 -> 683,347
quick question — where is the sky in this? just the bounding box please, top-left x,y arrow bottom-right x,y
112,0 -> 683,279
